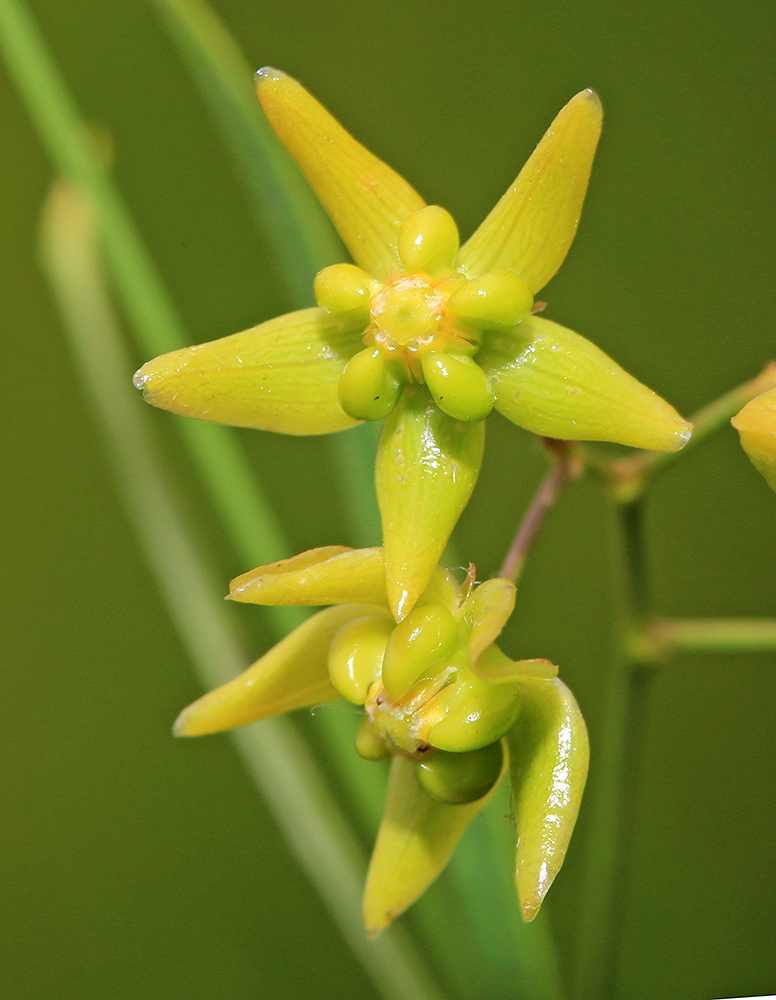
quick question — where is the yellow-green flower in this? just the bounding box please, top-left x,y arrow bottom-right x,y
134,69 -> 691,617
732,386 -> 776,492
174,545 -> 589,935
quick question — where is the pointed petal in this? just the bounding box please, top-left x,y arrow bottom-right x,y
134,308 -> 363,435
472,652 -> 558,684
363,755 -> 498,937
478,315 -> 692,451
457,90 -> 602,292
229,546 -> 388,606
507,678 -> 589,921
463,577 -> 516,661
255,68 -> 425,280
376,387 -> 485,620
732,386 -> 776,493
173,604 -> 377,736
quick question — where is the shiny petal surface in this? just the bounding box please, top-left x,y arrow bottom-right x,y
173,605 -> 379,736
376,387 -> 485,620
457,90 -> 602,292
478,315 -> 692,451
463,577 -> 516,661
229,546 -> 387,606
472,651 -> 558,684
134,308 -> 362,435
255,68 -> 425,280
363,755 -> 496,937
732,386 -> 776,493
507,678 -> 589,920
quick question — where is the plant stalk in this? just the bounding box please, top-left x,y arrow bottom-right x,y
573,499 -> 656,999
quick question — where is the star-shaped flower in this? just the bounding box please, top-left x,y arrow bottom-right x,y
134,70 -> 691,618
174,545 -> 589,935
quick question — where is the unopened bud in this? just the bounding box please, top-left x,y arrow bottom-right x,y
398,206 -> 459,277
421,352 -> 495,422
314,263 -> 379,324
417,741 -> 503,804
428,652 -> 523,752
447,270 -> 533,328
381,605 -> 460,700
328,615 -> 394,704
338,348 -> 404,421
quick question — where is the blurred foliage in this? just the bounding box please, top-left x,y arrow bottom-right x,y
2,0 -> 775,998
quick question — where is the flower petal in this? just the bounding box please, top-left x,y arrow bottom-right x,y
463,577 -> 516,662
229,546 -> 388,606
255,68 -> 425,280
363,754 -> 498,937
134,308 -> 363,435
376,387 -> 485,620
478,315 -> 692,451
457,90 -> 602,293
173,604 -> 378,736
732,386 -> 776,493
506,678 -> 589,921
471,651 -> 558,684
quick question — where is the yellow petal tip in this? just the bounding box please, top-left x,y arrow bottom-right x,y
580,87 -> 602,111
254,65 -> 286,87
519,896 -> 542,922
172,707 -> 195,738
363,908 -> 391,939
132,364 -> 150,391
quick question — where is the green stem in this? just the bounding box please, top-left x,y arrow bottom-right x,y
645,617 -> 776,657
573,499 -> 655,999
39,178 -> 446,1000
585,363 -> 776,501
0,0 -> 294,583
498,441 -> 579,584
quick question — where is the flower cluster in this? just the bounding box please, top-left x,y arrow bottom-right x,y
174,546 -> 588,934
134,70 -> 691,931
134,68 -> 690,620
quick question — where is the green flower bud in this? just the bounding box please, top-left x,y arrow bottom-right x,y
381,605 -> 460,701
417,741 -> 504,804
428,653 -> 523,752
328,614 -> 394,704
398,206 -> 459,277
314,263 -> 379,325
421,352 -> 495,422
338,347 -> 404,421
355,717 -> 392,761
446,270 -> 533,328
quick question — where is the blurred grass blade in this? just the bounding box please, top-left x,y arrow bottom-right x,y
39,176 -> 449,1000
150,0 -> 382,546
151,0 -> 343,303
0,0 -> 290,578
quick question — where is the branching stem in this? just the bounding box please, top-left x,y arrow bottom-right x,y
498,441 -> 580,583
584,363 -> 776,501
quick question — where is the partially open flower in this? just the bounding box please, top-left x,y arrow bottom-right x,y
134,69 -> 691,617
174,546 -> 589,935
732,386 -> 776,493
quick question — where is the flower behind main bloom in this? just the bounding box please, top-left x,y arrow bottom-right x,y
174,545 -> 589,935
732,386 -> 776,493
134,70 -> 691,618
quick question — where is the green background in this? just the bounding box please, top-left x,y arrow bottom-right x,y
2,0 -> 775,997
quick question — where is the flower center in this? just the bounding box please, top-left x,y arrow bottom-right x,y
368,274 -> 447,355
